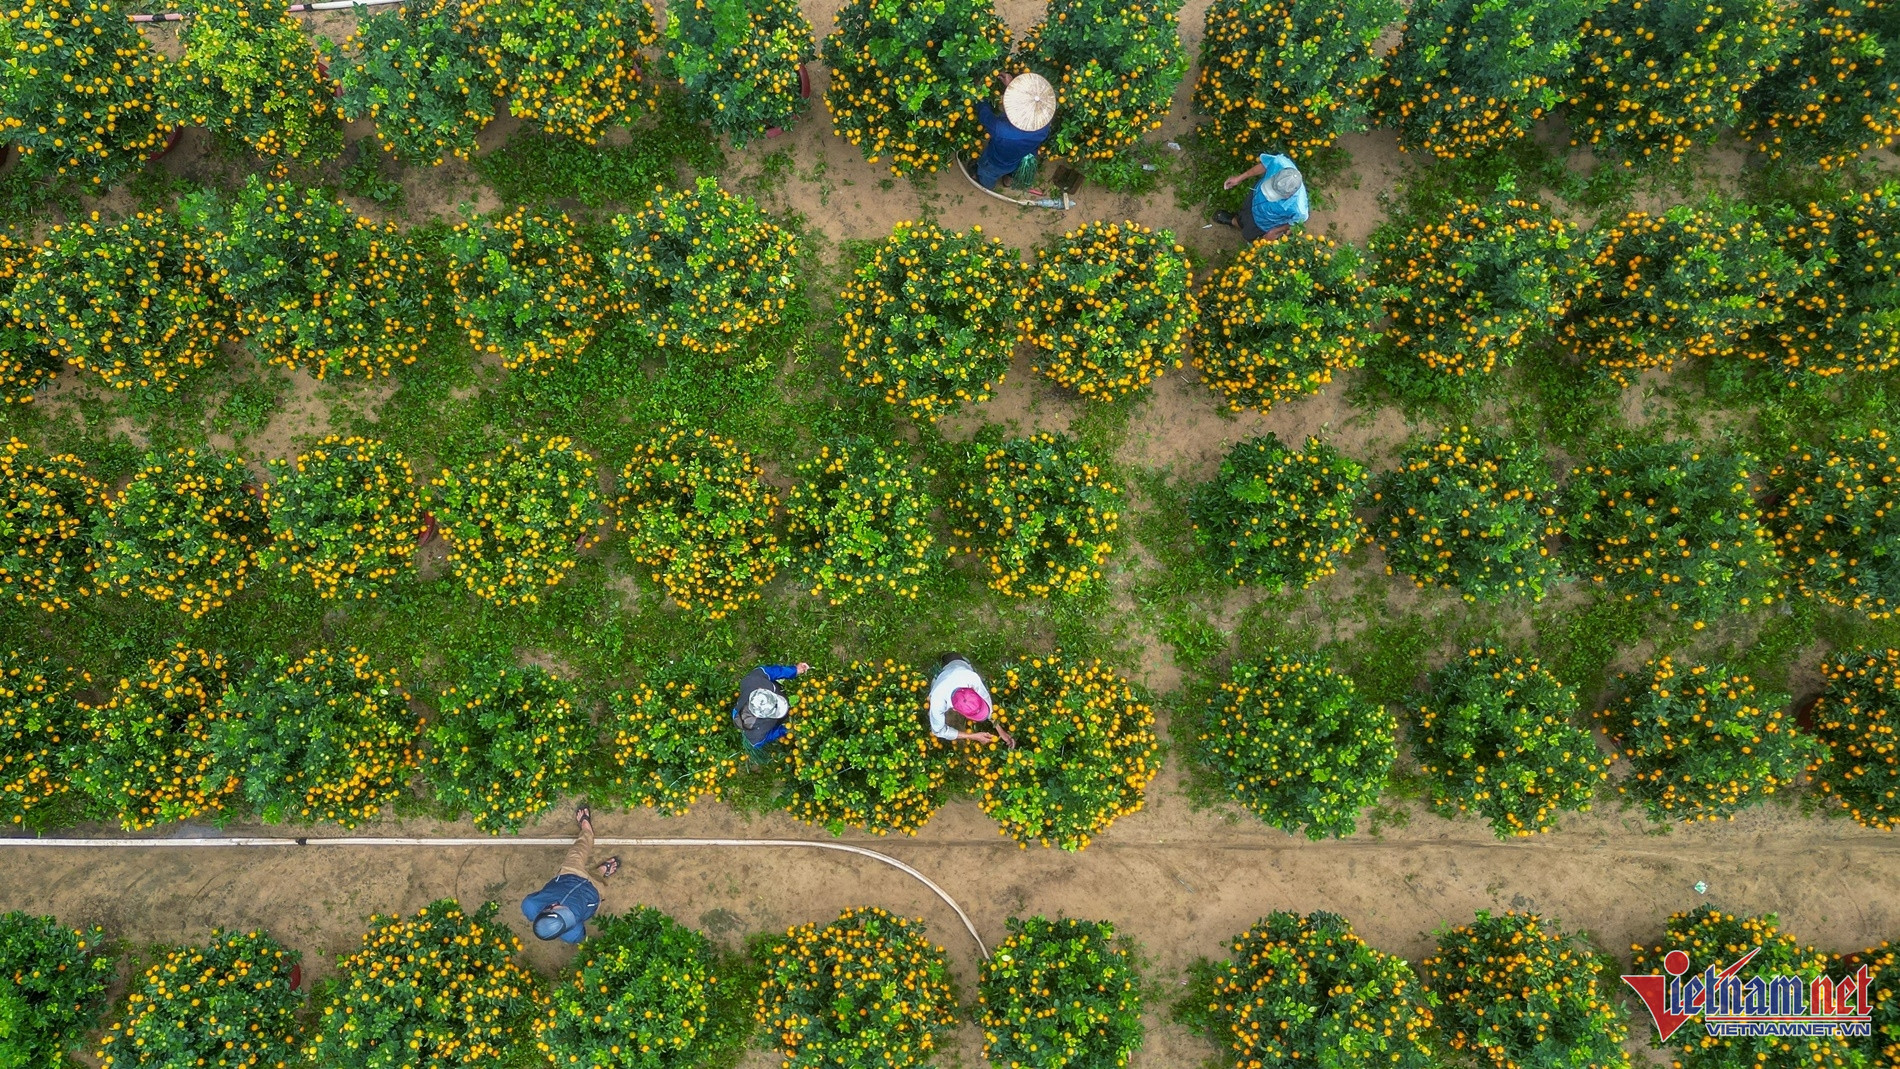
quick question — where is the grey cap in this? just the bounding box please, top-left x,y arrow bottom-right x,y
748,688 -> 789,720
1264,167 -> 1304,201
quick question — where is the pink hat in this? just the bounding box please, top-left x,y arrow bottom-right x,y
951,687 -> 990,721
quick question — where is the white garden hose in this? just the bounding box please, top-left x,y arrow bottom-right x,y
0,835 -> 989,957
956,155 -> 1072,211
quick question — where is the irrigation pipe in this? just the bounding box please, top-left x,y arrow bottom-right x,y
0,835 -> 989,957
955,154 -> 1072,212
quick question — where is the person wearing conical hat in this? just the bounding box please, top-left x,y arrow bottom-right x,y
974,72 -> 1056,190
1214,153 -> 1309,242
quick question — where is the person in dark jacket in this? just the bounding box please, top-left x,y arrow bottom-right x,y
733,661 -> 810,749
973,72 -> 1057,189
522,805 -> 618,944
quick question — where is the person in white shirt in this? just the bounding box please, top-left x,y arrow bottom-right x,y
927,653 -> 1015,746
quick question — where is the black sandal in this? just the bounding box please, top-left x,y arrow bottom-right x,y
597,856 -> 620,879
575,804 -> 592,829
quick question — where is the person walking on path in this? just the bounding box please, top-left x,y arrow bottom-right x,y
928,653 -> 1015,746
973,73 -> 1057,189
523,805 -> 619,944
734,661 -> 810,750
1215,153 -> 1309,242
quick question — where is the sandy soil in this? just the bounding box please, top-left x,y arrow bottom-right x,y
7,3 -> 1900,1066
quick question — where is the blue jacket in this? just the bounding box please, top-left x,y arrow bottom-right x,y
521,874 -> 599,944
977,101 -> 1052,167
1249,153 -> 1310,232
733,664 -> 799,747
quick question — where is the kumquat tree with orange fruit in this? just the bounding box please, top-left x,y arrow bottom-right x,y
1191,434 -> 1367,592
160,0 -> 342,163
470,0 -> 662,143
605,655 -> 746,815
665,0 -> 815,145
1194,0 -> 1402,162
1013,0 -> 1187,173
617,427 -> 784,619
330,0 -> 500,166
96,928 -> 304,1069
443,208 -> 608,372
432,435 -> 604,606
821,0 -> 1011,174
72,645 -> 233,832
1772,185 -> 1900,380
1598,657 -> 1820,824
1196,232 -> 1378,414
0,234 -> 60,403
783,662 -> 945,835
210,648 -> 418,828
88,449 -> 266,619
951,433 -> 1121,599
784,438 -> 942,605
1741,0 -> 1900,169
756,907 -> 958,1069
1805,647 -> 1900,832
1025,220 -> 1195,402
424,660 -> 590,834
1769,428 -> 1900,618
0,439 -> 101,613
310,900 -> 539,1069
1379,0 -> 1598,160
0,649 -> 78,829
837,221 -> 1027,421
966,653 -> 1159,850
1421,911 -> 1632,1069
978,916 -> 1145,1069
263,437 -> 427,601
0,911 -> 117,1068
607,178 -> 800,355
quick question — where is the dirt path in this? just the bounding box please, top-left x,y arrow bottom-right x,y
8,755 -> 1897,1068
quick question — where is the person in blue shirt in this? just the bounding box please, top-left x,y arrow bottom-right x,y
734,661 -> 810,750
522,805 -> 618,945
973,72 -> 1057,189
1215,153 -> 1309,242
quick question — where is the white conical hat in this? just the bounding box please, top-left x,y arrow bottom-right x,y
1003,73 -> 1057,131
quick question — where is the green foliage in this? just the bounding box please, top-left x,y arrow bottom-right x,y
979,917 -> 1144,1069
1193,0 -> 1403,160
431,435 -> 605,606
969,654 -> 1160,850
425,660 -> 589,833
1630,907 -> 1855,1069
1564,440 -> 1782,627
1370,193 -> 1576,397
1808,647 -> 1900,831
442,208 -> 608,372
607,177 -> 799,354
74,645 -> 232,831
820,0 -> 1011,173
616,427 -> 784,619
1770,428 -> 1900,618
1409,648 -> 1607,837
1380,0 -> 1600,159
1195,232 -> 1377,413
97,929 -> 302,1069
1197,655 -> 1396,839
163,0 -> 341,161
263,436 -> 427,600
312,900 -> 538,1069
0,440 -> 102,612
4,210 -> 227,393
1014,0 -> 1188,161
90,449 -> 265,619
1772,186 -> 1900,379
471,110 -> 723,208
1190,434 -> 1366,591
0,912 -> 115,1069
1421,911 -> 1631,1069
665,0 -> 815,145
1568,0 -> 1796,168
212,648 -> 418,827
195,177 -> 434,380
1560,201 -> 1798,384
0,0 -> 171,190
837,220 -> 1028,421
952,434 -> 1121,599
535,906 -> 745,1069
470,0 -> 661,142
1185,911 -> 1437,1069
605,656 -> 745,815
756,907 -> 957,1069
0,651 -> 77,829
783,438 -> 942,605
333,0 -> 499,165
1598,657 -> 1819,823
1372,426 -> 1564,603
1025,220 -> 1196,402
0,235 -> 61,403
1741,0 -> 1900,169
784,661 -> 945,835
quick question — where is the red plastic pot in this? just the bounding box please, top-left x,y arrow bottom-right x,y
798,62 -> 812,100
289,963 -> 303,991
417,511 -> 439,547
146,126 -> 184,162
316,59 -> 343,100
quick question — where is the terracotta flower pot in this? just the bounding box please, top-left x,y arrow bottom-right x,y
417,511 -> 439,546
146,126 -> 184,162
